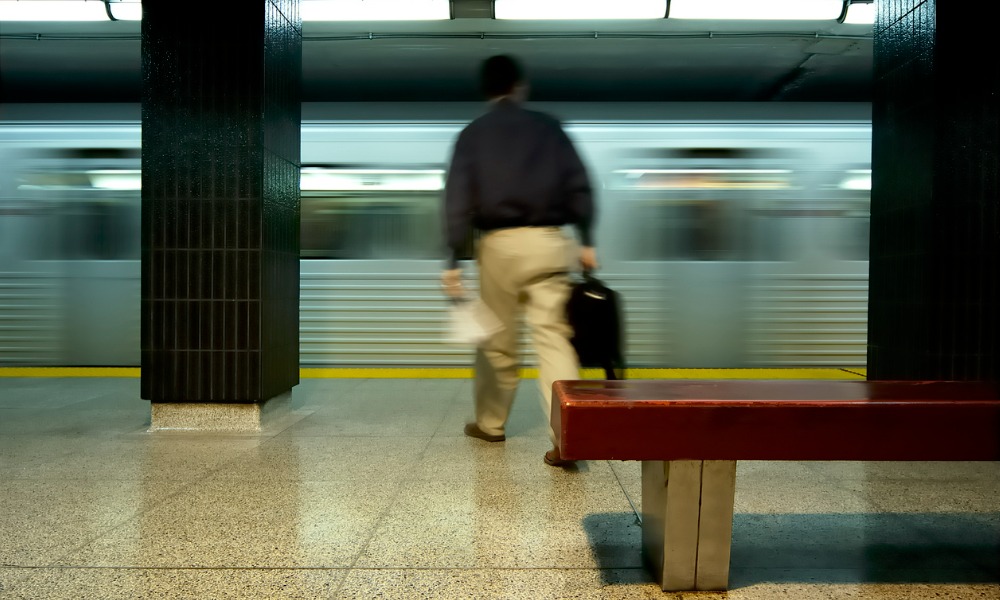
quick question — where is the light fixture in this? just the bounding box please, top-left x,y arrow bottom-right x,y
495,0 -> 667,20
106,0 -> 141,21
301,0 -> 450,21
667,0 -> 844,20
300,168 -> 445,191
841,1 -> 874,25
451,0 -> 493,19
0,0 -> 453,22
614,168 -> 792,190
839,169 -> 872,191
0,0 -> 108,21
88,169 -> 142,191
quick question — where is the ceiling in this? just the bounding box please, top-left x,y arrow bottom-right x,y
0,7 -> 874,104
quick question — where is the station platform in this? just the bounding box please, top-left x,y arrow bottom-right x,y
1,369 -> 997,599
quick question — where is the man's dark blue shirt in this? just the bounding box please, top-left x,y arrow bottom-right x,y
443,99 -> 595,268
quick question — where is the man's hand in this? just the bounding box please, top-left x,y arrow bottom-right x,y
440,268 -> 465,299
580,246 -> 599,272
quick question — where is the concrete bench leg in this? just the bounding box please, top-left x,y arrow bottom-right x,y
641,459 -> 737,591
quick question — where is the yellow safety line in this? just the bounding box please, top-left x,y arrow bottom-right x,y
302,368 -> 474,379
0,367 -> 141,378
301,367 -> 866,379
0,367 -> 866,380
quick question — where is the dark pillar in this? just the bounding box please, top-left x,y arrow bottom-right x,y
140,1 -> 301,416
868,0 -> 999,380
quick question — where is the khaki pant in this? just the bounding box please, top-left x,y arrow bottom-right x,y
473,227 -> 580,445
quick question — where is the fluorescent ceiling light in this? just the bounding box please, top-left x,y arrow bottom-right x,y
88,170 -> 142,191
302,0 -> 450,21
300,168 -> 445,191
107,0 -> 141,21
839,169 -> 872,190
839,177 -> 871,190
0,0 -> 108,21
495,0 -> 667,20
842,2 -> 875,24
616,169 -> 792,175
668,0 -> 844,20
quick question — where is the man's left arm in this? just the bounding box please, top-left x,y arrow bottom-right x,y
557,128 -> 598,270
442,132 -> 475,297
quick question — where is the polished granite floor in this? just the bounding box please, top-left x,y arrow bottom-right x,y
0,377 -> 998,599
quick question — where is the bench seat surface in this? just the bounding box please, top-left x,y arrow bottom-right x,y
553,380 -> 1000,461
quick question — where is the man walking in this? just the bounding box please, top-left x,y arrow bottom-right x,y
441,54 -> 598,466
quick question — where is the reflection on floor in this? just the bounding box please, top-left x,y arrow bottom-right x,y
0,377 -> 997,599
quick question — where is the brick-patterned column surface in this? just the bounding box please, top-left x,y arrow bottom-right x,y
141,1 -> 301,403
868,0 -> 999,380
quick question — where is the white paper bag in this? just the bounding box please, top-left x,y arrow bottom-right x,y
446,298 -> 503,345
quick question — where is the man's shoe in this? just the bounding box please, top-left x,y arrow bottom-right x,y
464,423 -> 505,442
544,447 -> 575,467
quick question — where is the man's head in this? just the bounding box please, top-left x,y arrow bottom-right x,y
480,55 -> 527,100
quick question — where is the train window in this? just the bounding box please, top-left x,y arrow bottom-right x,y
300,166 -> 460,260
613,168 -> 790,261
631,199 -> 752,261
837,170 -> 871,261
14,168 -> 140,260
832,169 -> 871,261
614,168 -> 793,191
842,213 -> 870,261
51,201 -> 136,260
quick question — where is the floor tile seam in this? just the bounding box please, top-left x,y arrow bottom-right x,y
252,417 -> 326,446
4,565 -> 357,571
183,425 -> 315,474
0,476 -> 240,483
257,411 -> 323,439
1,565 -> 652,573
796,463 -> 894,502
42,465 -> 238,568
263,433 -> 448,441
313,377 -> 369,401
730,509 -> 1000,552
403,473 -> 621,483
0,433 -> 135,439
822,474 -> 991,489
263,433 -> 412,439
426,381 -> 471,441
0,442 -> 172,478
342,566 -> 650,571
1,566 -> 353,578
34,392 -> 119,412
264,431 -> 548,440
335,432 -> 440,596
861,493 -> 1000,514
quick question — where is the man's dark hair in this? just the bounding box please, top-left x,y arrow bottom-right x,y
480,55 -> 523,98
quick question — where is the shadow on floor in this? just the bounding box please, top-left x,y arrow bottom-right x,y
581,512 -> 652,587
730,512 -> 1000,586
582,512 -> 1000,589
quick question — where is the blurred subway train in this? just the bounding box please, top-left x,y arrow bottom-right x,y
0,102 -> 872,368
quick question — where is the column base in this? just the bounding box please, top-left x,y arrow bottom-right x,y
149,392 -> 292,432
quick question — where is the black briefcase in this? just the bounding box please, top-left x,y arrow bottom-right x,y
565,272 -> 625,380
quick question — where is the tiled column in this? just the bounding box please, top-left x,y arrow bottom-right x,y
868,0 -> 999,380
141,1 -> 302,429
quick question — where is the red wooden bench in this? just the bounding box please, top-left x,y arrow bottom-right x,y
552,379 -> 1000,591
